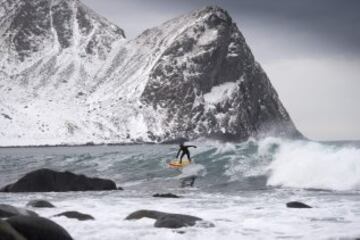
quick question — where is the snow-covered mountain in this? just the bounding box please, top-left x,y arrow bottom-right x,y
0,1 -> 301,146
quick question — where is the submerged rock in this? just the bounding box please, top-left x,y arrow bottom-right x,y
54,211 -> 95,221
6,216 -> 73,240
125,209 -> 214,229
0,168 -> 117,192
0,204 -> 38,218
26,200 -> 55,208
286,201 -> 312,208
154,214 -> 203,229
0,219 -> 27,240
125,210 -> 165,220
153,193 -> 180,198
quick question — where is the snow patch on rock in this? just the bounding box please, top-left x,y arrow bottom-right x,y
204,80 -> 239,104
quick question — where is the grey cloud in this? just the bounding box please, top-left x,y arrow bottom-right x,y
82,0 -> 360,60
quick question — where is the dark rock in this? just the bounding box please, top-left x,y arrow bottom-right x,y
125,210 -> 214,229
0,168 -> 117,192
6,216 -> 73,240
26,200 -> 55,208
1,113 -> 12,120
117,187 -> 124,190
125,210 -> 165,220
0,219 -> 27,240
0,204 -> 38,218
286,201 -> 312,208
0,184 -> 14,192
54,211 -> 94,221
154,214 -> 202,229
153,193 -> 180,198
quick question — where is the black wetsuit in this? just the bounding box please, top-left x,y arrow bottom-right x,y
176,145 -> 196,163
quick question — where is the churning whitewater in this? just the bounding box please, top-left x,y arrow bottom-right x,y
1,138 -> 360,239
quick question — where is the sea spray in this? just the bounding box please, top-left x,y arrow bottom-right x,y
265,139 -> 360,191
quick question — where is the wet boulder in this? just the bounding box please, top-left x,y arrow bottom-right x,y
125,209 -> 214,229
286,201 -> 312,208
26,200 -> 55,208
0,219 -> 27,240
6,216 -> 73,240
54,211 -> 94,221
0,184 -> 14,192
154,214 -> 203,229
125,210 -> 165,220
0,204 -> 38,218
153,193 -> 180,198
0,168 -> 117,192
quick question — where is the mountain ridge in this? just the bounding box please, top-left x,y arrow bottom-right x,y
0,2 -> 302,146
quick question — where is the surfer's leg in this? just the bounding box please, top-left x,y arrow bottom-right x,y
180,152 -> 185,164
186,152 -> 191,162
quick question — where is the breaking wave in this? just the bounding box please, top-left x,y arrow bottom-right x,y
0,138 -> 359,192
264,138 -> 360,191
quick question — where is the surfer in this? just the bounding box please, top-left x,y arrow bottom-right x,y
176,143 -> 197,164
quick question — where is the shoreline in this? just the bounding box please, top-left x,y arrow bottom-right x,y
0,137 -> 359,149
0,141 -> 159,149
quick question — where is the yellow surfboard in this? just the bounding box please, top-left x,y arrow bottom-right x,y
168,159 -> 191,169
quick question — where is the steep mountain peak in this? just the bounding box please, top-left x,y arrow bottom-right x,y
95,4 -> 301,142
131,5 -> 235,57
0,3 -> 302,146
131,4 -> 296,141
195,5 -> 232,22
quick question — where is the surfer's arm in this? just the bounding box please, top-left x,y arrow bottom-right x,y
187,145 -> 197,148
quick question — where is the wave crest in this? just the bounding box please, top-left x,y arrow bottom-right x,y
264,139 -> 360,191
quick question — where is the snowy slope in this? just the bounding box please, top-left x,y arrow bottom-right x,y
0,0 -> 126,145
0,2 -> 301,146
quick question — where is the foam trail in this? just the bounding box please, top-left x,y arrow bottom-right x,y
266,139 -> 360,191
178,163 -> 206,178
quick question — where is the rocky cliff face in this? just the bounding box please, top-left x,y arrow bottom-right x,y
0,1 -> 301,146
139,7 -> 298,141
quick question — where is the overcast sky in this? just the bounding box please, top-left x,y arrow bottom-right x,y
83,0 -> 360,141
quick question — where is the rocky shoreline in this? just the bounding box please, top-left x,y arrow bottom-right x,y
0,168 -> 316,239
0,169 -> 215,239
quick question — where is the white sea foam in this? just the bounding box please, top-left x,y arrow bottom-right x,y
178,163 -> 206,178
265,139 -> 360,191
2,190 -> 360,240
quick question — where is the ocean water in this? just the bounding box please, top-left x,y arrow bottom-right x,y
1,138 -> 360,239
